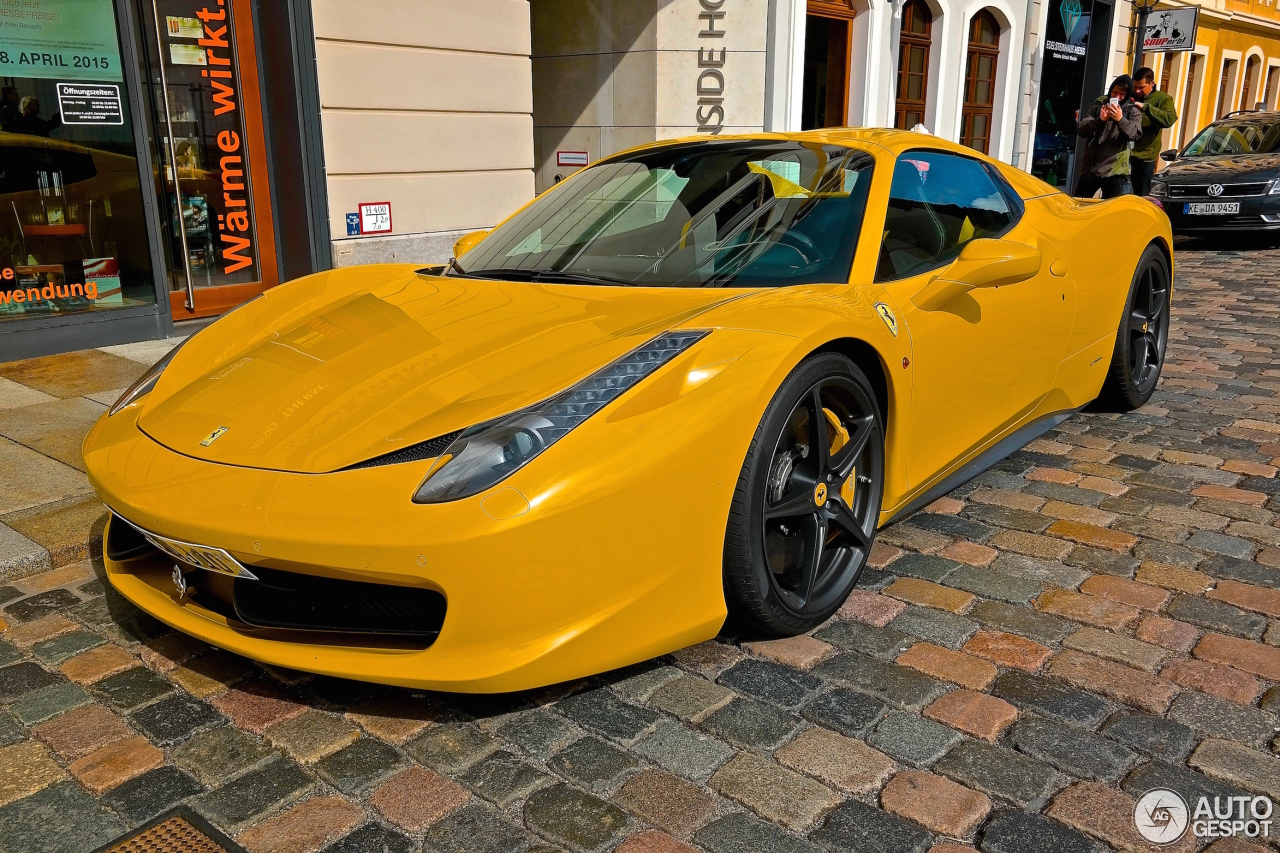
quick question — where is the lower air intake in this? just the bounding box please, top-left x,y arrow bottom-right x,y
233,565 -> 446,639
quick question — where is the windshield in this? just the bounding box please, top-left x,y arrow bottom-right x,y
456,140 -> 874,287
1183,120 -> 1280,156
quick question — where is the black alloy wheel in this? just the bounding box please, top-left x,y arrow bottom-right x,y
724,353 -> 885,635
1098,244 -> 1172,411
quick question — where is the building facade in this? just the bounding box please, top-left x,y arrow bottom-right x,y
3,0 -> 1114,360
1132,0 -> 1280,156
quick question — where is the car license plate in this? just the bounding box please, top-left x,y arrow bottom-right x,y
121,516 -> 258,580
1184,202 -> 1239,215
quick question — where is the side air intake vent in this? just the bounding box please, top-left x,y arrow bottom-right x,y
341,430 -> 463,471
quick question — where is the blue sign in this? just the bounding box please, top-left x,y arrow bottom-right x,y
346,213 -> 361,236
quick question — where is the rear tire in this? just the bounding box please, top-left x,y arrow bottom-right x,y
1096,244 -> 1171,411
723,353 -> 885,636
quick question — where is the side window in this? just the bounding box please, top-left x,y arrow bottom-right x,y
876,151 -> 1018,281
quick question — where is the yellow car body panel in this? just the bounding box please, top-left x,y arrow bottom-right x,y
83,129 -> 1172,691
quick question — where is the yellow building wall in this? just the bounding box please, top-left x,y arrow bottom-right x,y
1146,0 -> 1280,164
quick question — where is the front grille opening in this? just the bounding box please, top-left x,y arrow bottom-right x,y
106,515 -> 446,645
105,515 -> 154,562
233,566 -> 445,639
341,430 -> 462,471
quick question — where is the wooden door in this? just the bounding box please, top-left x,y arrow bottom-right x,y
895,0 -> 933,129
960,10 -> 1000,153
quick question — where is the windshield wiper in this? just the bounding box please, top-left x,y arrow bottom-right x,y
455,267 -> 635,287
529,269 -> 636,287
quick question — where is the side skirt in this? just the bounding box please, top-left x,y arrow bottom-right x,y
881,407 -> 1081,527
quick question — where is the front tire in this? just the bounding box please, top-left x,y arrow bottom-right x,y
723,353 -> 885,636
1096,244 -> 1171,411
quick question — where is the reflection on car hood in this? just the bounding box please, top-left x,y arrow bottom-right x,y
138,266 -> 749,474
1162,154 -> 1280,182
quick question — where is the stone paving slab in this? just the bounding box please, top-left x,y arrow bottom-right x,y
0,252 -> 1279,852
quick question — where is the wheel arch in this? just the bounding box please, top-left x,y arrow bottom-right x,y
810,337 -> 893,432
1150,234 -> 1173,277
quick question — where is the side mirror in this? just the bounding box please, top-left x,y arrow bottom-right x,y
1160,149 -> 1179,162
453,230 -> 490,258
912,239 -> 1042,311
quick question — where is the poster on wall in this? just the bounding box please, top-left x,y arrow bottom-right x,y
1142,7 -> 1198,53
1045,0 -> 1090,63
0,0 -> 124,82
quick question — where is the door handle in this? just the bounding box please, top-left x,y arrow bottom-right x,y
1050,260 -> 1068,277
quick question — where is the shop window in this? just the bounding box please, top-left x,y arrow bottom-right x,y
1241,55 -> 1260,111
0,0 -> 158,321
895,0 -> 933,129
960,10 -> 1001,154
1267,66 -> 1280,110
1160,55 -> 1174,94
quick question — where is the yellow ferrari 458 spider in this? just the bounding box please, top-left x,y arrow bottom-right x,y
84,130 -> 1172,692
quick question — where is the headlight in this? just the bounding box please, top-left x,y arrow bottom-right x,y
108,339 -> 187,416
1269,180 -> 1280,194
1150,180 -> 1167,196
413,330 -> 709,502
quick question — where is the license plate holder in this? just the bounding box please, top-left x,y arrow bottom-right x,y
1184,202 -> 1240,215
122,517 -> 258,580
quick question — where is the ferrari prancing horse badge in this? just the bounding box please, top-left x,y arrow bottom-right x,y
200,426 -> 229,447
874,302 -> 898,337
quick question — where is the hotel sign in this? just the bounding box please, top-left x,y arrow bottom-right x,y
696,0 -> 725,134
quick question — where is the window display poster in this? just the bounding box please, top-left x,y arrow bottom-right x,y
84,257 -> 122,304
169,43 -> 206,66
166,16 -> 202,38
56,82 -> 124,125
0,0 -> 125,82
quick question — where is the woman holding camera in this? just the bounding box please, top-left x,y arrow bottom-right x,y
1075,75 -> 1143,199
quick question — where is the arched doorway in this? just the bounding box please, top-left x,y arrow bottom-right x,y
801,0 -> 858,129
960,10 -> 1000,153
895,0 -> 933,128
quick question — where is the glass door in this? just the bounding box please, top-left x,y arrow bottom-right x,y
137,0 -> 277,319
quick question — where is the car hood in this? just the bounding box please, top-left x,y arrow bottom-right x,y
1162,153 -> 1280,182
138,265 -> 750,474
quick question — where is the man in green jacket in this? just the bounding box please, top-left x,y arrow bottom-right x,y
1131,66 -> 1178,196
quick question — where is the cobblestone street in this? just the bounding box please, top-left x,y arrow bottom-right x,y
1,242 -> 1280,853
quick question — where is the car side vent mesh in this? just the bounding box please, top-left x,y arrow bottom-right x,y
341,430 -> 463,471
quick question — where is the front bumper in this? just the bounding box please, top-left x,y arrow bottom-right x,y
84,331 -> 798,692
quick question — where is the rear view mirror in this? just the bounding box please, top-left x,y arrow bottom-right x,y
453,230 -> 490,258
912,239 -> 1042,311
1160,149 -> 1179,162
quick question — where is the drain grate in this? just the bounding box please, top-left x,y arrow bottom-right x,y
94,809 -> 246,853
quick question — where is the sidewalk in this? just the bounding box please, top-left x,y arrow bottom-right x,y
0,339 -> 182,581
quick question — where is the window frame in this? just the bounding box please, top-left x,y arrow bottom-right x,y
895,0 -> 934,129
873,147 -> 1024,283
960,10 -> 1002,154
